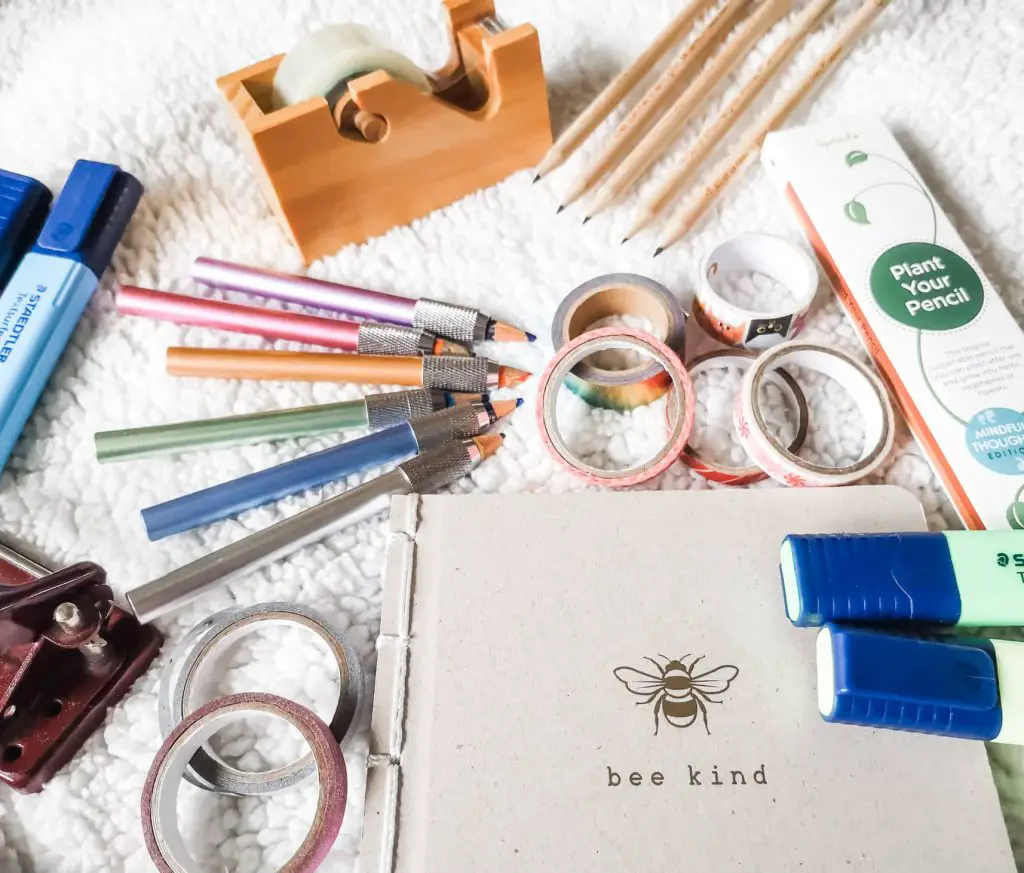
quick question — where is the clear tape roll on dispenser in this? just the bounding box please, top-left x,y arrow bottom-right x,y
272,23 -> 432,116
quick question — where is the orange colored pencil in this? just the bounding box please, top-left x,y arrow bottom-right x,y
166,347 -> 531,392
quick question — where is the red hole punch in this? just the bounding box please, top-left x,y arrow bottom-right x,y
0,540 -> 163,792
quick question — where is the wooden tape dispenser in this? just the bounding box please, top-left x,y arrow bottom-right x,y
218,0 -> 553,263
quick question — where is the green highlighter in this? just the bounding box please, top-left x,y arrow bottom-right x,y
780,531 -> 1024,627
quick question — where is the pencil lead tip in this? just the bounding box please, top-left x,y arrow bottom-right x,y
525,331 -> 537,342
653,247 -> 665,258
620,237 -> 630,245
556,204 -> 566,215
515,397 -> 524,408
532,174 -> 541,184
581,216 -> 592,225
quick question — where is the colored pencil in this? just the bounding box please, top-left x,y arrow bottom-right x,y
654,0 -> 892,254
92,388 -> 484,462
191,257 -> 534,344
585,0 -> 791,220
165,347 -> 531,392
557,0 -> 750,212
126,435 -> 505,623
532,0 -> 716,182
116,285 -> 470,356
141,399 -> 519,540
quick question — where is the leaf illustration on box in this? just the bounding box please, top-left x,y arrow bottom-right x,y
844,199 -> 870,224
845,150 -> 869,167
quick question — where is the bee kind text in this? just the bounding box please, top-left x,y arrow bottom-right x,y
606,764 -> 768,787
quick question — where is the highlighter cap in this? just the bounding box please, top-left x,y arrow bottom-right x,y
780,532 -> 962,627
0,170 -> 51,289
32,160 -> 143,277
816,624 -> 1001,741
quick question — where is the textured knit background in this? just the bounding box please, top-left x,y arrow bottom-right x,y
1,0 -> 1023,870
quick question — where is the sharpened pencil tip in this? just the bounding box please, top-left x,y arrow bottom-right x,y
556,204 -> 566,215
489,399 -> 520,419
474,432 -> 504,459
532,174 -> 541,184
525,331 -> 537,342
489,321 -> 533,343
515,397 -> 524,408
653,247 -> 665,258
620,237 -> 630,245
581,216 -> 592,225
498,365 -> 532,388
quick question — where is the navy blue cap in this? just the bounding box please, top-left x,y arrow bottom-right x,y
32,160 -> 143,278
817,624 -> 1001,741
0,169 -> 52,290
780,532 -> 962,627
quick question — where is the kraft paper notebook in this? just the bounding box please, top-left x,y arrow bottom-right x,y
359,487 -> 1015,872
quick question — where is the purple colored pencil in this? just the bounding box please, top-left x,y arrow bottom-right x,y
191,257 -> 535,345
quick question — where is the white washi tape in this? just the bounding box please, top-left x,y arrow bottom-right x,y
695,233 -> 818,349
272,24 -> 431,111
733,341 -> 895,487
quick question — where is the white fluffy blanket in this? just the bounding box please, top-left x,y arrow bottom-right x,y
1,0 -> 1023,870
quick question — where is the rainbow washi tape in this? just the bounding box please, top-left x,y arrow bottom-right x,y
550,274 -> 686,410
537,327 -> 695,487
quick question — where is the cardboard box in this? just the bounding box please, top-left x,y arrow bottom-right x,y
762,116 -> 1024,530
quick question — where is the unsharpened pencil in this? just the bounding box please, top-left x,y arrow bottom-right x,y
654,0 -> 892,254
586,0 -> 791,220
557,0 -> 750,212
533,0 -> 716,182
625,0 -> 837,241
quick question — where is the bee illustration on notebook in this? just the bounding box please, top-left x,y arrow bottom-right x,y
613,654 -> 739,736
743,314 -> 793,349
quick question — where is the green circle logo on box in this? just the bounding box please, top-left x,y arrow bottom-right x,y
870,242 -> 983,330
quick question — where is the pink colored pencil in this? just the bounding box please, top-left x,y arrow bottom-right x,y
115,286 -> 470,356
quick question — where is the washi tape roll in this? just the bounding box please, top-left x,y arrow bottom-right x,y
142,693 -> 347,873
272,24 -> 432,111
733,341 -> 895,487
537,327 -> 694,487
551,274 -> 687,411
694,233 -> 817,349
163,603 -> 364,796
674,349 -> 810,486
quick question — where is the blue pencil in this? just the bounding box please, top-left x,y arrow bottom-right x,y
142,399 -> 517,540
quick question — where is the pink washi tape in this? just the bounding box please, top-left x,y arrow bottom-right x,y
733,341 -> 895,487
141,692 -> 347,873
537,327 -> 694,487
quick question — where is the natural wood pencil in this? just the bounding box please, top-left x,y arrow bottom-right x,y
558,0 -> 752,212
654,0 -> 892,254
624,0 -> 837,241
586,0 -> 791,220
533,0 -> 716,182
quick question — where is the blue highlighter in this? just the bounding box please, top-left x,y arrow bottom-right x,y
0,160 -> 142,472
0,169 -> 51,292
816,623 -> 1023,744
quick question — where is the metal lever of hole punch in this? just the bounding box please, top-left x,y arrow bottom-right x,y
0,537 -> 163,792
